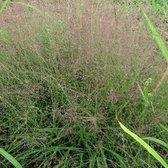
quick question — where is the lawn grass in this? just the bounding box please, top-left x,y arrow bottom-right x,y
0,0 -> 168,167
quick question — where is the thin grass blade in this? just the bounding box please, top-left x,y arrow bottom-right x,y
0,148 -> 23,168
160,124 -> 168,132
144,137 -> 168,150
103,147 -> 127,168
0,0 -> 10,15
118,121 -> 168,168
100,148 -> 108,168
144,12 -> 168,63
0,28 -> 10,43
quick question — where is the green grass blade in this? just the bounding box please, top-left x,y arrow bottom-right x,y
0,0 -> 11,43
0,0 -> 10,15
144,12 -> 168,63
144,137 -> 168,150
160,124 -> 168,132
0,28 -> 10,43
100,148 -> 108,168
118,121 -> 168,168
89,153 -> 96,168
0,148 -> 23,168
103,147 -> 127,168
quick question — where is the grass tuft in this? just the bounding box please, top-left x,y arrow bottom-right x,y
0,1 -> 168,167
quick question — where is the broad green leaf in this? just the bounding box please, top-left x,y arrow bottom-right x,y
0,148 -> 23,168
144,137 -> 168,150
144,12 -> 168,63
118,121 -> 168,168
